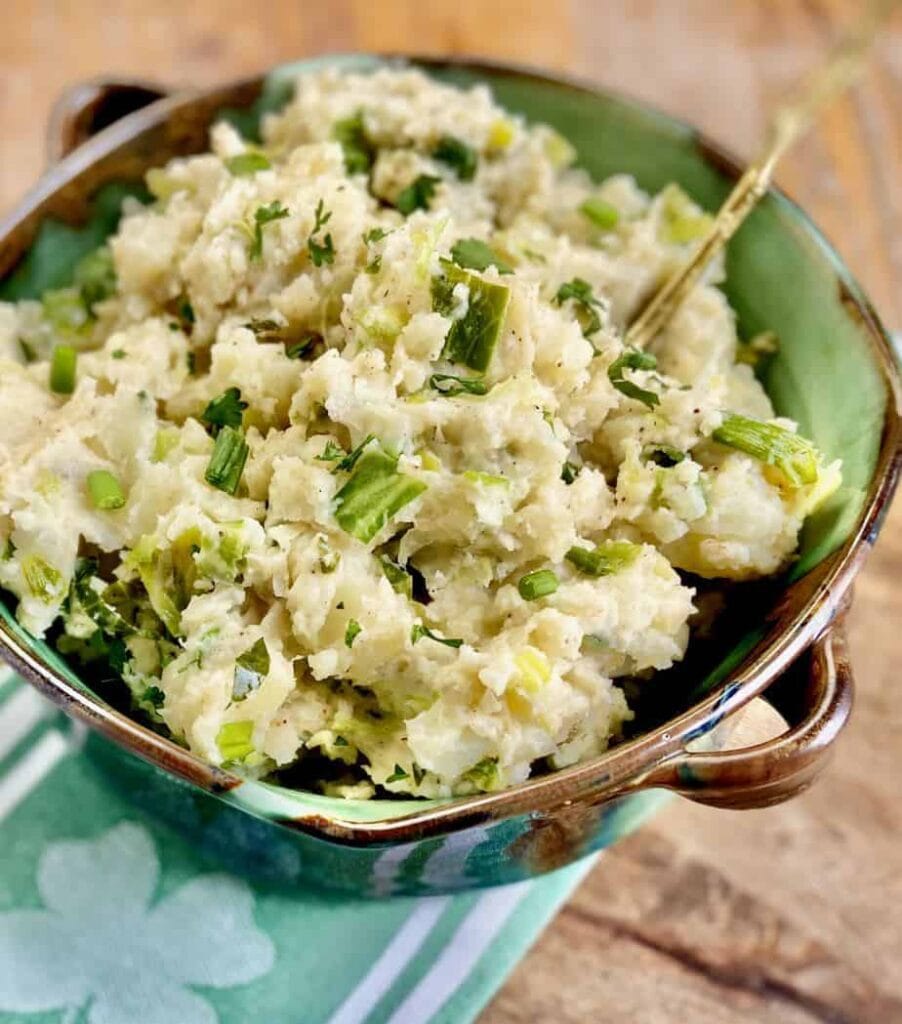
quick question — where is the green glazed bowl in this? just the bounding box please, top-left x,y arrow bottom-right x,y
0,56 -> 898,896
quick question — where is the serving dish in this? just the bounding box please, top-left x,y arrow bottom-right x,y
0,55 -> 898,896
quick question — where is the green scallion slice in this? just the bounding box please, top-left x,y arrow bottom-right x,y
580,197 -> 620,230
712,414 -> 820,487
86,470 -> 126,510
411,623 -> 463,648
517,569 -> 559,601
217,720 -> 255,762
607,346 -> 660,409
225,152 -> 271,176
205,426 -> 249,495
566,541 -> 641,577
49,346 -> 77,394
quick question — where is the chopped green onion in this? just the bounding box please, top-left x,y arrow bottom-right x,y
217,720 -> 255,762
86,470 -> 126,510
225,151 -> 271,176
111,349 -> 126,360
566,540 -> 641,577
462,469 -> 508,487
561,460 -> 580,484
201,387 -> 247,435
449,238 -> 512,274
518,569 -> 559,601
608,346 -> 660,409
432,260 -> 511,373
345,619 -> 362,647
411,623 -> 463,648
22,555 -> 62,603
395,174 -> 441,215
333,448 -> 427,543
642,444 -> 686,467
333,110 -> 375,175
712,414 -> 820,487
285,338 -> 317,359
386,764 -> 409,783
205,426 -> 249,495
379,554 -> 412,597
580,197 -> 620,230
49,346 -> 77,394
432,135 -> 478,181
554,278 -> 604,341
428,373 -> 488,397
43,288 -> 91,337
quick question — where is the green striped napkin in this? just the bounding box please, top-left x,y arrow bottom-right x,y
0,665 -> 594,1024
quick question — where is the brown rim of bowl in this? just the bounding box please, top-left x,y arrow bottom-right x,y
0,55 -> 899,841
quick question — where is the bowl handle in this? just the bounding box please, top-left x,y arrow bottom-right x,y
46,79 -> 170,165
639,621 -> 853,810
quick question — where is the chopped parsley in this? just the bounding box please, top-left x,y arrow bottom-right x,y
449,238 -> 512,274
432,135 -> 478,181
333,434 -> 376,474
142,686 -> 165,709
561,460 -> 581,484
333,110 -> 375,174
395,174 -> 441,215
316,440 -> 347,463
345,619 -> 362,648
386,764 -> 409,784
554,278 -> 604,341
307,198 -> 335,267
247,200 -> 290,261
428,372 -> 488,397
411,623 -> 463,648
607,347 -> 660,409
201,387 -> 247,435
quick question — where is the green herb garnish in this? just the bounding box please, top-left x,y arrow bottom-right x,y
333,434 -> 376,474
379,554 -> 412,598
579,197 -> 619,230
201,387 -> 247,435
432,135 -> 478,181
607,347 -> 660,409
386,764 -> 409,783
205,426 -> 249,495
226,151 -> 271,176
428,372 -> 488,397
566,541 -> 641,577
333,110 -> 375,175
308,198 -> 335,267
395,174 -> 441,215
86,470 -> 126,510
554,278 -> 604,341
345,619 -> 362,648
411,623 -> 463,648
142,686 -> 165,709
517,569 -> 559,601
643,445 -> 686,467
561,460 -> 580,484
49,346 -> 77,394
316,440 -> 346,463
712,414 -> 820,488
247,200 -> 289,261
450,238 -> 512,274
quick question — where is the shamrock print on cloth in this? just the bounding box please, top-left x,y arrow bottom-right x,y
0,821 -> 276,1024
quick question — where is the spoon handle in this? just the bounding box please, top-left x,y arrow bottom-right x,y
624,0 -> 897,351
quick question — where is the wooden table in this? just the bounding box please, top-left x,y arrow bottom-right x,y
2,2 -> 900,1020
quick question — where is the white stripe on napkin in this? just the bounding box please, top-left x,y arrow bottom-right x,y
0,728 -> 69,821
0,686 -> 52,761
385,880 -> 532,1024
327,896 -> 452,1024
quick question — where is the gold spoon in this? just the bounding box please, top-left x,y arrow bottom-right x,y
625,0 -> 899,350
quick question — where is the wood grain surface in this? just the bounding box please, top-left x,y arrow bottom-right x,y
1,2 -> 900,1021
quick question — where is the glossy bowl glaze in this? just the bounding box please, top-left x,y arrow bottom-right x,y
0,56 -> 898,895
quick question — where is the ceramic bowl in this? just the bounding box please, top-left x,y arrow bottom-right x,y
0,56 -> 899,896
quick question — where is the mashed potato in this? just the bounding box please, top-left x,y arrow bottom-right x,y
0,68 -> 840,797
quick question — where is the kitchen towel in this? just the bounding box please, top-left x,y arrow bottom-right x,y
0,665 -> 594,1024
